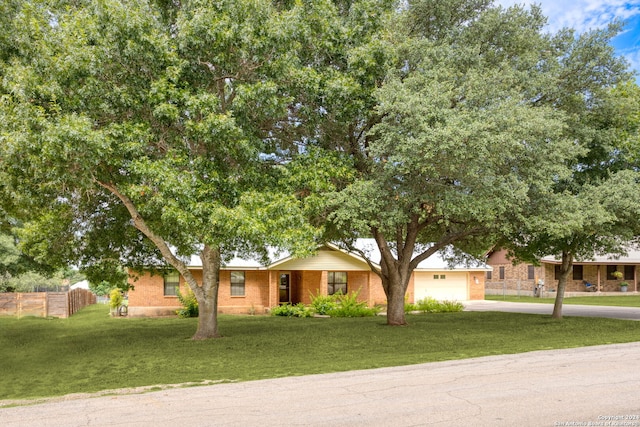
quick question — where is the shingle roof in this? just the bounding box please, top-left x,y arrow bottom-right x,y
185,238 -> 490,271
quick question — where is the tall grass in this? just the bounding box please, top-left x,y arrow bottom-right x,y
1,304 -> 639,401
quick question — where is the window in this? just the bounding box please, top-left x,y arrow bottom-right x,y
499,266 -> 505,280
606,265 -> 618,280
624,265 -> 635,281
527,265 -> 535,280
230,271 -> 245,296
328,272 -> 347,295
164,271 -> 180,296
554,264 -> 583,280
433,274 -> 439,279
486,270 -> 492,280
572,265 -> 583,281
440,274 -> 446,280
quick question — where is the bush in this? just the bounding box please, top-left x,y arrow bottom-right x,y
324,291 -> 380,318
438,300 -> 464,312
271,303 -> 313,318
404,302 -> 418,313
176,288 -> 199,318
309,293 -> 338,315
415,297 -> 464,313
109,288 -> 124,310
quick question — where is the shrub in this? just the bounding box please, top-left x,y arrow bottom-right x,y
109,288 -> 124,310
438,300 -> 464,312
309,293 -> 338,315
328,291 -> 380,317
271,303 -> 313,318
415,297 -> 464,313
415,297 -> 440,313
176,289 -> 199,318
404,302 -> 418,313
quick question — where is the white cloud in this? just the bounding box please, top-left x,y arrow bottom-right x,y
495,0 -> 640,78
495,0 -> 640,32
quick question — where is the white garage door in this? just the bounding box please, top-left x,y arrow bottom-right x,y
413,271 -> 469,301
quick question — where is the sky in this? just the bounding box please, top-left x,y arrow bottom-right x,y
495,0 -> 640,80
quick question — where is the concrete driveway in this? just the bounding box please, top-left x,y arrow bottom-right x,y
2,341 -> 640,427
464,300 -> 640,320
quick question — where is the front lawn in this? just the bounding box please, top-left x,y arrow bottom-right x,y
485,294 -> 640,307
1,304 -> 639,402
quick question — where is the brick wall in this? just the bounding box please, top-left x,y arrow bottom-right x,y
218,270 -> 270,314
468,273 -> 485,300
368,274 -> 387,306
485,255 -> 545,293
128,268 -> 427,316
542,264 -> 635,292
486,255 -> 638,293
128,270 -> 272,316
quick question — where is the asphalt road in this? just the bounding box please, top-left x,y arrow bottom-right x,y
2,303 -> 640,427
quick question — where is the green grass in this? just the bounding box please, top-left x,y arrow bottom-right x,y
1,304 -> 639,402
486,294 -> 640,307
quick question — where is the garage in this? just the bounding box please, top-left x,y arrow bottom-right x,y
413,271 -> 469,301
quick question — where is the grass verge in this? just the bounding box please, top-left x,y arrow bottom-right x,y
1,304 -> 639,401
485,294 -> 640,306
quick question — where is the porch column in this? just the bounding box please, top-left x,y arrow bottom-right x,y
597,266 -> 602,292
268,271 -> 277,308
320,271 -> 328,296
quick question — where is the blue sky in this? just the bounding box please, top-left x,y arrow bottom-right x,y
496,0 -> 640,81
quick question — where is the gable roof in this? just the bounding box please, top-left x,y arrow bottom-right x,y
541,247 -> 640,265
185,238 -> 490,272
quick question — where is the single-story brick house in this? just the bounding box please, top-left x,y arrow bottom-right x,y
485,248 -> 640,295
127,239 -> 490,317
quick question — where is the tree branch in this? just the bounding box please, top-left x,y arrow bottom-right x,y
94,179 -> 199,287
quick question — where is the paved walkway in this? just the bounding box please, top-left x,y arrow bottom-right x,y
464,300 -> 640,320
2,341 -> 640,426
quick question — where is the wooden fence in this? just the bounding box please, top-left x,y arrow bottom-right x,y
0,289 -> 96,318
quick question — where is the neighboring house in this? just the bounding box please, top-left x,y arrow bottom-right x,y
485,248 -> 640,295
70,280 -> 90,290
127,239 -> 490,317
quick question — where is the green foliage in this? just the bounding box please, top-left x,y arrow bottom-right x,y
82,261 -> 130,292
413,297 -> 465,313
89,281 -> 114,297
308,292 -> 338,315
0,0 -> 332,338
270,303 -> 313,318
309,290 -> 380,317
404,303 -> 418,313
176,288 -> 199,318
108,289 -> 124,310
327,291 -> 380,317
0,271 -> 67,293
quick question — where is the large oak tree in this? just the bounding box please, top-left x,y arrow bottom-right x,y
316,1 -> 581,325
0,0 -> 327,339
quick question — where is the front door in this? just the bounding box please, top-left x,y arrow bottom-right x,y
279,273 -> 290,303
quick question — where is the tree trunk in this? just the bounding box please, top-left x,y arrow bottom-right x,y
193,288 -> 220,340
552,251 -> 573,319
384,275 -> 409,326
374,231 -> 412,326
191,245 -> 222,340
